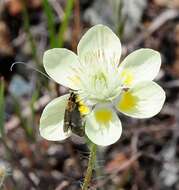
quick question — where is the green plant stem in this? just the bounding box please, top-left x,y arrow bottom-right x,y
82,143 -> 97,190
116,0 -> 125,38
13,96 -> 34,140
42,0 -> 57,48
58,0 -> 74,47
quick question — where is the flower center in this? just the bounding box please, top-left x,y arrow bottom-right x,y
93,72 -> 108,88
77,60 -> 123,103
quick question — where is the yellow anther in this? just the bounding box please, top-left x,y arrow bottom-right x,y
76,96 -> 90,115
79,104 -> 90,115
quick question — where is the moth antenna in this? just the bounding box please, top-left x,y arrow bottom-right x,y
10,62 -> 52,80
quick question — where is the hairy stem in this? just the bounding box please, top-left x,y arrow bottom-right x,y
82,143 -> 97,190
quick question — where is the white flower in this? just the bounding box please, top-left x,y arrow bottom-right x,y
39,24 -> 165,146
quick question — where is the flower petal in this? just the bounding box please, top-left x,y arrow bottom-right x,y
77,24 -> 121,66
119,49 -> 161,86
39,94 -> 71,141
43,48 -> 80,90
85,105 -> 122,146
115,81 -> 165,118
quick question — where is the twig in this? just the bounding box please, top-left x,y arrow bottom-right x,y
105,152 -> 142,175
123,117 -> 176,137
72,0 -> 81,52
162,80 -> 179,88
49,0 -> 64,20
125,9 -> 179,51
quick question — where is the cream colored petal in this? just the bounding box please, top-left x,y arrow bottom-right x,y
39,94 -> 71,141
119,49 -> 161,86
85,106 -> 122,146
43,48 -> 81,90
115,81 -> 165,118
77,24 -> 121,66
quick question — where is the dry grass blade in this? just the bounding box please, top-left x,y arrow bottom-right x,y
0,79 -> 5,137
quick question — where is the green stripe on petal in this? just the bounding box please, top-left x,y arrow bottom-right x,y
43,48 -> 81,90
39,94 -> 71,141
115,81 -> 165,118
77,24 -> 121,66
119,49 -> 161,86
85,106 -> 122,146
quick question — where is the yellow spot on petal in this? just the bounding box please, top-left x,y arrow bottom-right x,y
118,91 -> 138,111
95,108 -> 113,124
120,70 -> 134,86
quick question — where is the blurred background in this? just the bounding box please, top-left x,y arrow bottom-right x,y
0,0 -> 179,189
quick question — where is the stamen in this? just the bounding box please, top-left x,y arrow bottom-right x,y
76,95 -> 90,115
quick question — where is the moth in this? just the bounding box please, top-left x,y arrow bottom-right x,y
63,92 -> 85,137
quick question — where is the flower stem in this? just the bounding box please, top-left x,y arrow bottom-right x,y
82,143 -> 97,190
